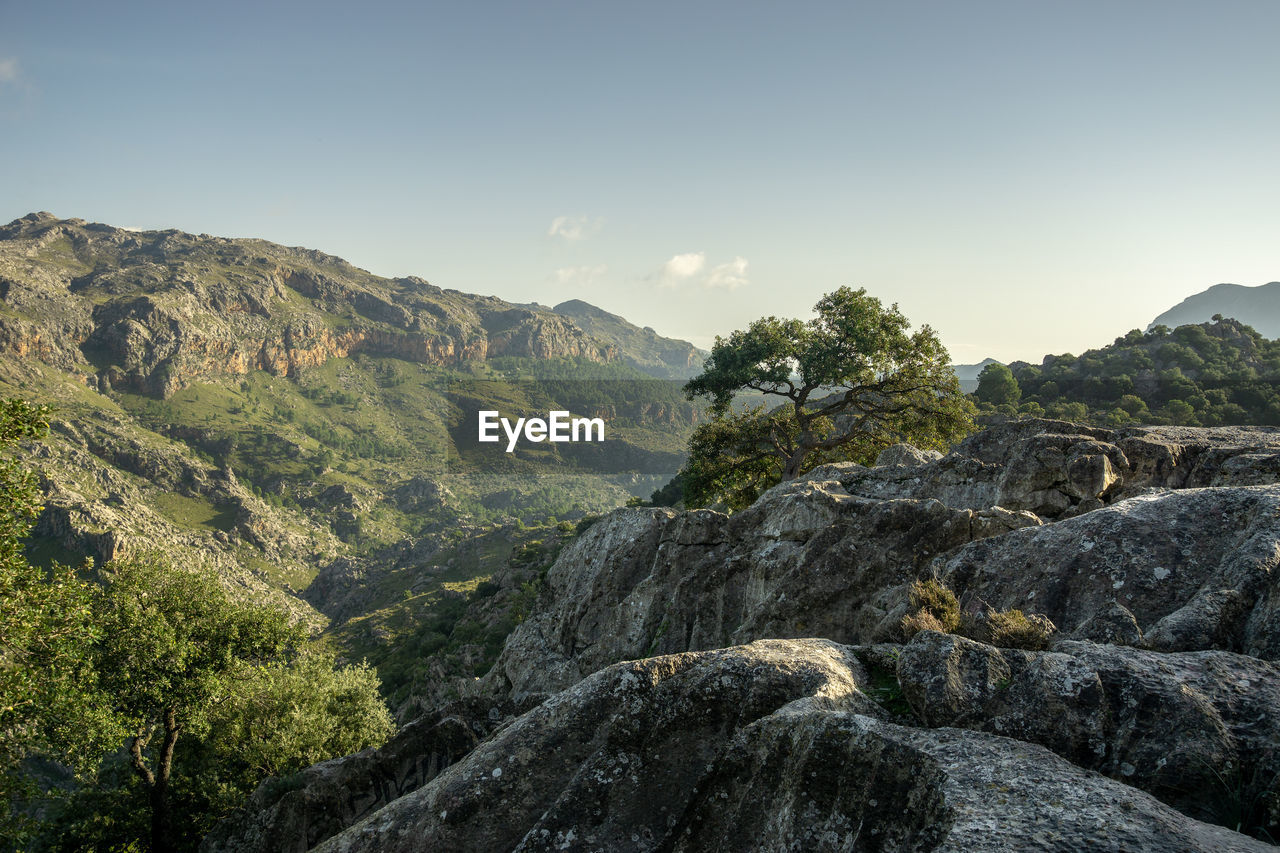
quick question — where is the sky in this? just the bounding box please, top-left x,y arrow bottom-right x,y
1,0 -> 1277,363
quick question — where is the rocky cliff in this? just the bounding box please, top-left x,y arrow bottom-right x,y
206,418 -> 1280,851
0,213 -> 616,398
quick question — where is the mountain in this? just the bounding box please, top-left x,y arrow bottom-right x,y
951,357 -> 1000,380
0,212 -> 703,702
1150,281 -> 1280,338
952,357 -> 1000,392
544,298 -> 706,379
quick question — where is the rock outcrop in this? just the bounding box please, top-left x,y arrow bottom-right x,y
206,419 -> 1280,850
305,641 -> 1271,853
897,630 -> 1280,830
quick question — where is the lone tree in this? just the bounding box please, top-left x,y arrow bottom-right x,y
681,287 -> 973,508
91,555 -> 303,853
974,362 -> 1020,407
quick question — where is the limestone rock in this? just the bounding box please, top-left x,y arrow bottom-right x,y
311,641 -> 1270,853
897,631 -> 1280,832
486,487 -> 1025,702
874,442 -> 943,467
938,485 -> 1280,658
0,214 -> 618,398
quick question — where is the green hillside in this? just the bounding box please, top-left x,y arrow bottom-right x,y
0,212 -> 704,707
974,317 -> 1280,426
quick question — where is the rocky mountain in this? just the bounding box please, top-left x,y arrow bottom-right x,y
205,418 -> 1280,851
535,298 -> 705,380
0,212 -> 704,704
0,212 -> 619,398
1151,281 -> 1280,338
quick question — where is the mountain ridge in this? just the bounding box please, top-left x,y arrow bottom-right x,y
1150,280 -> 1280,338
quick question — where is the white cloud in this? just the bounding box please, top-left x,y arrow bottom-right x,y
655,252 -> 749,290
706,256 -> 749,290
554,264 -> 608,285
547,215 -> 602,242
0,58 -> 18,84
658,252 -> 706,286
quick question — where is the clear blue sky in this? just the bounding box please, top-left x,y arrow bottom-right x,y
2,0 -> 1277,362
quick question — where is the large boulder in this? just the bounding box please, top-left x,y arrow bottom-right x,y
486,485 -> 1040,702
938,484 -> 1280,658
311,641 -> 1271,853
897,630 -> 1280,830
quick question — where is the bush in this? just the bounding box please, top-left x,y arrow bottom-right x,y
985,609 -> 1056,651
900,579 -> 960,639
899,579 -> 1055,651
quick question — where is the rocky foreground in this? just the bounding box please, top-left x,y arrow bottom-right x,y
204,419 -> 1280,851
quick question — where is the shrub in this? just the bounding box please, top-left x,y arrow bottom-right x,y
986,608 -> 1055,651
901,579 -> 961,639
898,579 -> 1055,651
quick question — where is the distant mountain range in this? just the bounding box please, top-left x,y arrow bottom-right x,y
1150,281 -> 1280,338
951,358 -> 1000,392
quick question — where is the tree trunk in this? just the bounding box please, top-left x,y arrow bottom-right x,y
150,706 -> 180,853
131,709 -> 181,853
781,448 -> 807,480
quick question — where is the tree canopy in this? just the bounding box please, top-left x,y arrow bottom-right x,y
0,400 -> 111,845
974,362 -> 1020,407
0,397 -> 395,853
680,287 -> 974,508
974,317 -> 1280,427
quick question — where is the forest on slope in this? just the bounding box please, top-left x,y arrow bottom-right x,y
973,316 -> 1280,427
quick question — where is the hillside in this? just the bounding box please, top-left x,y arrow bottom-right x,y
0,212 -> 704,701
1151,281 -> 1280,338
547,298 -> 706,379
980,317 -> 1280,426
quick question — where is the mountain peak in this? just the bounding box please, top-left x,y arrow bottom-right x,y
1150,281 -> 1280,337
550,299 -> 705,379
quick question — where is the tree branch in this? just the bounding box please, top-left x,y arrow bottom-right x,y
129,724 -> 156,787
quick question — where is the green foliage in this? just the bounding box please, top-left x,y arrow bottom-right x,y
681,288 -> 974,508
93,554 -> 303,739
0,400 -> 112,845
681,406 -> 798,511
38,555 -> 394,852
974,362 -> 1020,406
899,578 -> 1054,651
981,318 -> 1280,427
985,609 -> 1054,651
182,652 -> 393,815
648,471 -> 685,507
